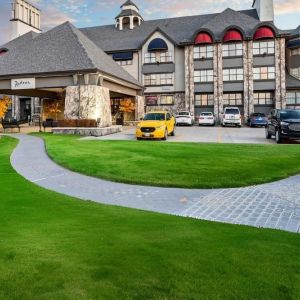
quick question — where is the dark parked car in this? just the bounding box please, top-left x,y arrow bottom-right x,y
247,113 -> 267,127
265,109 -> 300,143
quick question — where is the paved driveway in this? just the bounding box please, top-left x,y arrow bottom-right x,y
86,126 -> 275,144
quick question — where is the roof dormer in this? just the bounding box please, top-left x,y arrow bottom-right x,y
116,0 -> 143,30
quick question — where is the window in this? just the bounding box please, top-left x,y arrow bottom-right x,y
160,73 -> 173,85
253,66 -> 275,80
286,92 -> 300,105
222,43 -> 243,57
116,60 -> 133,66
253,41 -> 275,55
160,95 -> 174,105
194,70 -> 213,83
223,68 -> 244,81
194,45 -> 214,59
144,52 -> 156,63
254,92 -> 274,105
160,51 -> 172,63
223,93 -> 243,106
144,52 -> 173,63
195,94 -> 214,106
144,74 -> 157,86
291,48 -> 300,56
291,67 -> 300,79
144,74 -> 173,86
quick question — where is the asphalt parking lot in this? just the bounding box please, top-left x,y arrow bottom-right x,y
87,125 -> 300,144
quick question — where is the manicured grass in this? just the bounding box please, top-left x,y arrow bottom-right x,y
1,136 -> 300,299
37,133 -> 300,188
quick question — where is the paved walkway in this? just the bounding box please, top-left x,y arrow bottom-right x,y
6,134 -> 300,233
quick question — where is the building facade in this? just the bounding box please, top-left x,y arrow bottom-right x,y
1,0 -> 300,124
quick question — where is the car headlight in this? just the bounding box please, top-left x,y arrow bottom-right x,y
280,121 -> 289,126
156,125 -> 165,130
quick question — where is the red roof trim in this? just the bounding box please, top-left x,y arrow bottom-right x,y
223,30 -> 243,42
195,32 -> 213,45
254,27 -> 275,40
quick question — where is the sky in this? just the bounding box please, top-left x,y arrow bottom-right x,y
0,0 -> 299,45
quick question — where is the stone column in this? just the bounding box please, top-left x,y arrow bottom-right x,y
280,38 -> 286,109
184,46 -> 195,114
129,16 -> 134,30
12,96 -> 20,120
64,85 -> 112,128
213,43 -> 223,122
135,95 -> 145,120
275,38 -> 286,109
119,17 -> 124,30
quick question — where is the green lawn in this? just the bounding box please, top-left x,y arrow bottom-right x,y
37,133 -> 300,188
1,136 -> 300,299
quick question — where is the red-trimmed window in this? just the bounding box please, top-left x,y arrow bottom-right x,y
223,30 -> 243,43
0,49 -> 8,56
195,33 -> 213,45
254,27 -> 275,40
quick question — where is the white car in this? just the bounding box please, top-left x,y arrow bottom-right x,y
175,111 -> 194,126
221,107 -> 242,127
198,112 -> 215,126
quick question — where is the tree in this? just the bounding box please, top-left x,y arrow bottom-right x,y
46,101 -> 62,121
119,98 -> 135,113
0,96 -> 12,120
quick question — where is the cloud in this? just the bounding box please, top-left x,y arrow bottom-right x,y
274,0 -> 300,15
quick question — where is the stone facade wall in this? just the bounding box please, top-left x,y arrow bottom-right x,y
213,43 -> 223,121
275,38 -> 286,109
135,95 -> 145,119
65,85 -> 112,128
184,46 -> 195,114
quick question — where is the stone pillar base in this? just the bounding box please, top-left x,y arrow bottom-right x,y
64,85 -> 112,128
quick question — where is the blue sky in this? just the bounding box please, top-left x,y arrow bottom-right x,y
0,0 -> 299,45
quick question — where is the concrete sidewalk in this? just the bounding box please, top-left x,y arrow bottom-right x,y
6,134 -> 300,233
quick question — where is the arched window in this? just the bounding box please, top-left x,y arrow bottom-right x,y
148,38 -> 168,52
0,48 -> 8,56
254,27 -> 275,40
223,30 -> 243,43
194,32 -> 213,45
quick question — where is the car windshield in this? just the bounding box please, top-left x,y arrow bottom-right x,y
280,110 -> 300,120
201,113 -> 212,116
225,109 -> 239,115
143,113 -> 165,121
252,113 -> 265,117
178,112 -> 189,116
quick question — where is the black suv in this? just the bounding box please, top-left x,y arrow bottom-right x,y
265,109 -> 300,143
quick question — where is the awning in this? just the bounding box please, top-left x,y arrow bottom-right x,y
254,27 -> 275,40
223,30 -> 243,43
195,33 -> 213,45
287,39 -> 300,48
112,52 -> 133,61
148,38 -> 168,52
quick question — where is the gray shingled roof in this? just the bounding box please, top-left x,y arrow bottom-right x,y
0,22 -> 142,87
116,9 -> 142,19
286,72 -> 300,89
79,8 -> 273,52
121,0 -> 139,9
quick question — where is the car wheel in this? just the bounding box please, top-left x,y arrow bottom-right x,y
170,126 -> 175,136
265,127 -> 272,139
250,122 -> 253,128
275,130 -> 282,144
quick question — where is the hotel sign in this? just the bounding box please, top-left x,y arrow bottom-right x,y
11,78 -> 35,90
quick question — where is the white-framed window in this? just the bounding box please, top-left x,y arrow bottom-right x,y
144,53 -> 156,63
116,60 -> 133,66
160,73 -> 173,85
194,45 -> 214,59
160,51 -> 172,63
223,68 -> 244,81
254,92 -> 274,105
291,67 -> 300,79
144,74 -> 157,86
291,48 -> 300,56
160,95 -> 174,105
195,94 -> 214,106
253,66 -> 275,80
222,43 -> 243,57
223,93 -> 243,106
286,92 -> 300,105
253,41 -> 275,55
194,69 -> 214,83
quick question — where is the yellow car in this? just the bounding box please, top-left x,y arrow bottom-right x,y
136,111 -> 176,140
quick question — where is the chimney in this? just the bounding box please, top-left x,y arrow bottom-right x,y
252,0 -> 274,22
